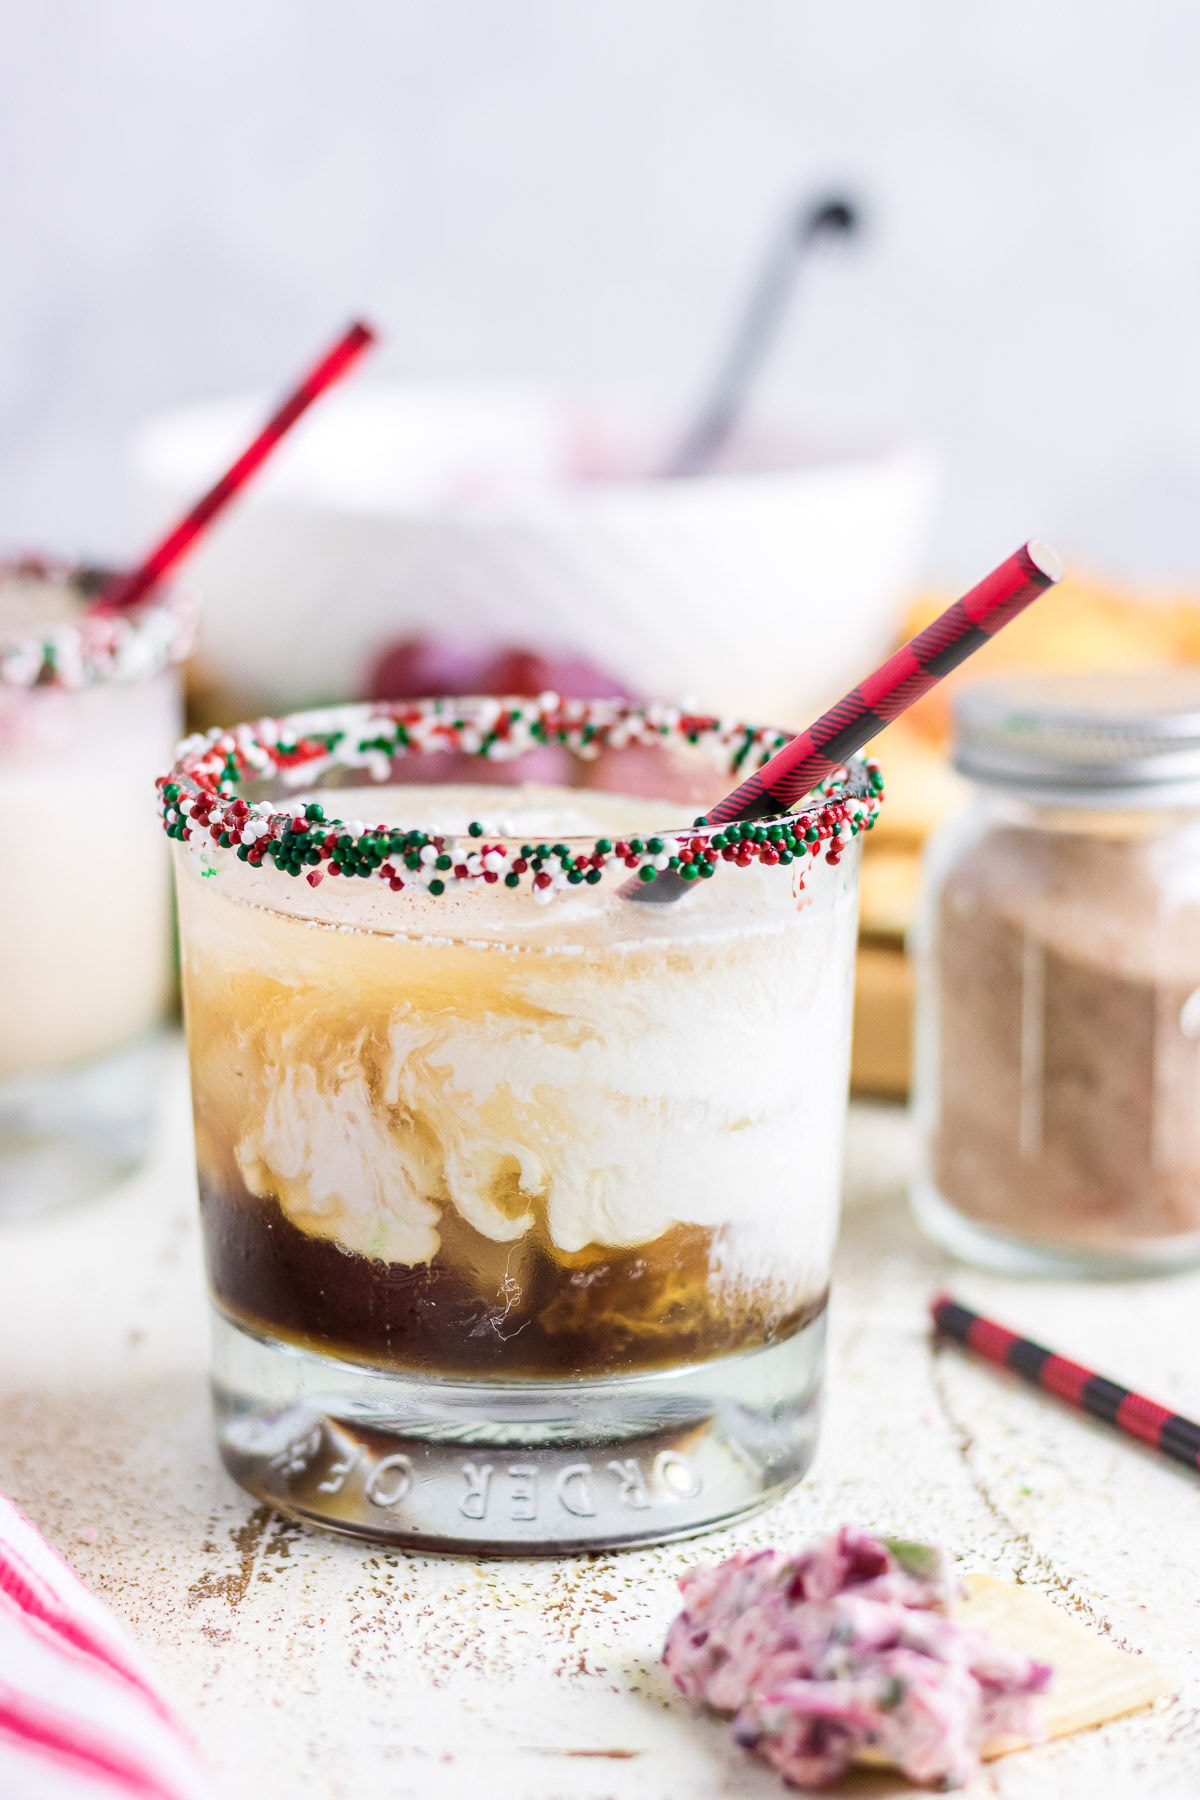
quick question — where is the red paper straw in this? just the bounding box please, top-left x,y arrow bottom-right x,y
95,319 -> 377,613
624,540 -> 1061,901
932,1293 -> 1200,1475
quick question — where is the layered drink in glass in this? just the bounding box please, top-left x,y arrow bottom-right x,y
163,696 -> 878,1550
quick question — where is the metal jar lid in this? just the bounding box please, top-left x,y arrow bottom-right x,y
953,669 -> 1200,806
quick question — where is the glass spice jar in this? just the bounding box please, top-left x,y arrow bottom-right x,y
912,669 -> 1200,1276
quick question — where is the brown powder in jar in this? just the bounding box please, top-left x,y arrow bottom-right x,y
931,817 -> 1200,1251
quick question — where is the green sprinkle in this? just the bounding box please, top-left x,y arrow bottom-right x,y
468,821 -> 484,837
429,878 -> 445,895
638,865 -> 657,882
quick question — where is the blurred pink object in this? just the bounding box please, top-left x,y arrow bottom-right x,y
0,1489 -> 214,1799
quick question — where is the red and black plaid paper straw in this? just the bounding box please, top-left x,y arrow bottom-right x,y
96,319 -> 377,613
704,539 -> 1061,828
932,1294 -> 1200,1475
624,539 -> 1060,901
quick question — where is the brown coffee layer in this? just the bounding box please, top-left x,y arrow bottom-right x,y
200,1178 -> 823,1379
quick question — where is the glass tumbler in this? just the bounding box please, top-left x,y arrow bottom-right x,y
163,697 -> 879,1552
0,559 -> 192,1218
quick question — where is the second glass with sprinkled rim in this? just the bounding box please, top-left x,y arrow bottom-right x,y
164,695 -> 879,1552
0,558 -> 193,1219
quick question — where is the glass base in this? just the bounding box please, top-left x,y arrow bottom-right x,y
0,1034 -> 165,1223
911,1175 -> 1200,1278
210,1304 -> 826,1555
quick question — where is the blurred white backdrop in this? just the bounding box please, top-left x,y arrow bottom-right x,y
0,0 -> 1196,582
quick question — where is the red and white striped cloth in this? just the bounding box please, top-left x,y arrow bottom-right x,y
0,1491 -> 215,1799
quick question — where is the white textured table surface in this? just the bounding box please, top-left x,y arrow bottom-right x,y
1,1042 -> 1197,1799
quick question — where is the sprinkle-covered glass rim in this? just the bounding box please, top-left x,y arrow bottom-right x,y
158,696 -> 883,900
0,556 -> 196,691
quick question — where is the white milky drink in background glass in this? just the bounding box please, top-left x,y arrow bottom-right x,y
0,561 -> 193,1218
162,698 -> 879,1552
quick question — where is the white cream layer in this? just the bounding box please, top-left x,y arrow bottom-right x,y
180,784 -> 860,1294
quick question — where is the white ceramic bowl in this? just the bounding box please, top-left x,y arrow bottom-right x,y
132,381 -> 937,726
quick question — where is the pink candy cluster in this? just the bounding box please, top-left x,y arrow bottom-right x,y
664,1528 -> 1051,1790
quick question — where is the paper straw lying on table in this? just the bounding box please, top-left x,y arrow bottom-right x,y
932,1293 -> 1200,1474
